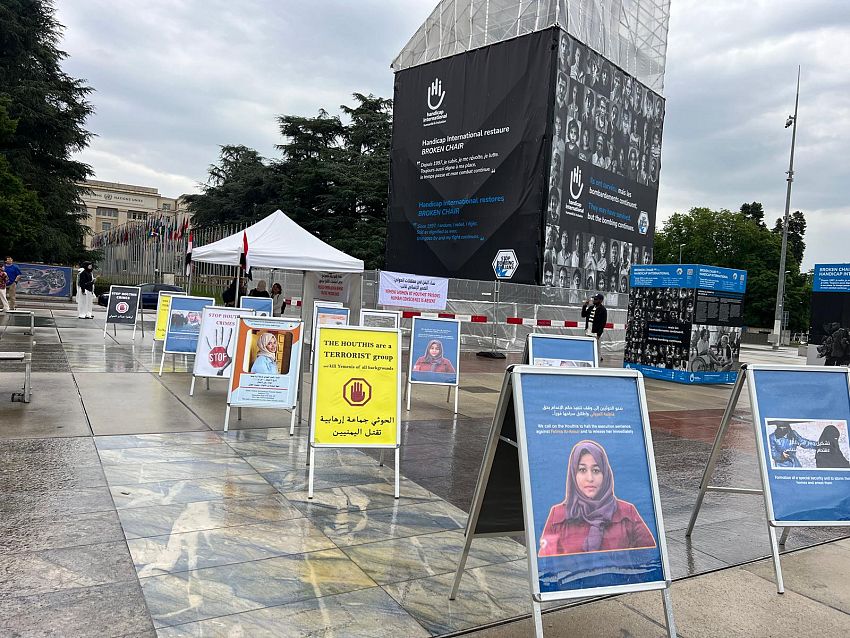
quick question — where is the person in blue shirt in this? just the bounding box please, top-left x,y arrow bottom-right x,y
250,332 -> 279,375
4,256 -> 22,310
769,420 -> 818,468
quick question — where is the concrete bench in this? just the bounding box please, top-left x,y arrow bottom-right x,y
0,351 -> 32,403
3,310 -> 35,335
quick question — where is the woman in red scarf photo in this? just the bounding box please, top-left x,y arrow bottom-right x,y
539,440 -> 655,557
412,339 -> 456,374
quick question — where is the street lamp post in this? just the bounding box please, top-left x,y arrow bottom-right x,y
679,243 -> 686,264
772,67 -> 800,350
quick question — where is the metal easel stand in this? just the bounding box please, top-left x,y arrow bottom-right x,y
308,445 -> 399,500
685,365 -> 787,594
406,381 -> 459,415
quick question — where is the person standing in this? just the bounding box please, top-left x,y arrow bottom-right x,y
77,262 -> 94,319
582,293 -> 608,361
4,256 -> 22,310
248,280 -> 271,298
0,268 -> 9,312
271,282 -> 286,317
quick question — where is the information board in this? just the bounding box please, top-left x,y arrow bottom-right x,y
154,290 -> 186,341
311,325 -> 401,448
227,317 -> 303,409
192,306 -> 255,379
408,317 -> 461,386
240,296 -> 273,317
527,334 -> 597,368
163,296 -> 215,355
360,309 -> 401,329
513,367 -> 670,600
105,285 -> 141,326
749,366 -> 850,524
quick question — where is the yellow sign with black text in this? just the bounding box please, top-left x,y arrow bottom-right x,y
311,326 -> 401,447
154,291 -> 184,341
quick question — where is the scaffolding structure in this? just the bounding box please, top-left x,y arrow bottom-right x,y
392,0 -> 671,93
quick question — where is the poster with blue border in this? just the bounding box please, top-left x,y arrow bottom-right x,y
528,334 -> 597,368
240,296 -> 274,317
514,368 -> 668,599
409,317 -> 461,385
164,296 -> 215,354
16,263 -> 73,298
750,367 -> 850,523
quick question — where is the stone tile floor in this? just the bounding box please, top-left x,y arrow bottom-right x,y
2,307 -> 849,637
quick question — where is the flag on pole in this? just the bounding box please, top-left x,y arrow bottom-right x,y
240,230 -> 252,280
184,232 -> 193,276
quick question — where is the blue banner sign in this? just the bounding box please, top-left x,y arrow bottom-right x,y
813,264 -> 850,292
164,296 -> 215,354
514,368 -> 669,599
750,368 -> 850,523
240,296 -> 274,316
16,263 -> 73,298
528,334 -> 597,368
630,265 -> 747,293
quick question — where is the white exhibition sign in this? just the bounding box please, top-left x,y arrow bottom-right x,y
378,270 -> 449,310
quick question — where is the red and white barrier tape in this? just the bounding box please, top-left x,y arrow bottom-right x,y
287,300 -> 623,329
400,310 -> 623,330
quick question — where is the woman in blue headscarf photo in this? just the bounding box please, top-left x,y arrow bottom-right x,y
250,332 -> 279,375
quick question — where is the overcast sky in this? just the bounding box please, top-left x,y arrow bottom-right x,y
57,0 -> 850,269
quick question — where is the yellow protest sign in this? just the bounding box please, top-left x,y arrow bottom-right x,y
311,325 -> 401,447
154,291 -> 185,341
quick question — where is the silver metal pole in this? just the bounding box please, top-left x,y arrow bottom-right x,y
772,66 -> 800,350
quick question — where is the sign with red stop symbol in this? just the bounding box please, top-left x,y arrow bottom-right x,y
343,377 -> 372,406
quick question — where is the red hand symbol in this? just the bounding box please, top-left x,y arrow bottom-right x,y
350,381 -> 365,403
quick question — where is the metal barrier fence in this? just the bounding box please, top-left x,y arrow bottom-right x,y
93,224 -> 627,353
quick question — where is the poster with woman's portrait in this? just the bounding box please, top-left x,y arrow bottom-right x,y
528,334 -> 598,368
227,317 -> 303,409
515,369 -> 668,599
751,368 -> 850,523
409,317 -> 461,385
163,296 -> 215,354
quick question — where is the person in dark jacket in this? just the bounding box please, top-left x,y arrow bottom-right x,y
816,425 -> 850,469
77,262 -> 95,319
581,293 -> 608,360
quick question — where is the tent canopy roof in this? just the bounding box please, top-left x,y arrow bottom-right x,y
191,210 -> 364,273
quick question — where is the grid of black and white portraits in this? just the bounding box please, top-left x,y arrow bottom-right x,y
553,31 -> 664,187
544,30 -> 663,302
543,226 -> 653,304
625,287 -> 742,372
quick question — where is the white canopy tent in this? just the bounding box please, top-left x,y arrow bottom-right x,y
191,209 -> 364,343
191,209 -> 364,273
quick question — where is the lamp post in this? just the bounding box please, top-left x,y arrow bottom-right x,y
772,67 -> 800,351
679,243 -> 686,264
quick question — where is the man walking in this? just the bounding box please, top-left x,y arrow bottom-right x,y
582,293 -> 608,361
4,256 -> 22,310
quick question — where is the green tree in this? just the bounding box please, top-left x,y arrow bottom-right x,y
0,0 -> 95,263
772,210 -> 806,265
187,93 -> 392,269
0,100 -> 46,256
654,205 -> 809,330
184,145 -> 279,227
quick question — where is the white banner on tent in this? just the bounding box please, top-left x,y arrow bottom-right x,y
379,270 -> 448,310
310,272 -> 355,304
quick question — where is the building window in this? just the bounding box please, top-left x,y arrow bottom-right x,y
161,203 -> 171,211
101,221 -> 112,231
128,210 -> 148,220
96,207 -> 118,218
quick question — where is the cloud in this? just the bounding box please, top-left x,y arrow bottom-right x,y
56,0 -> 848,269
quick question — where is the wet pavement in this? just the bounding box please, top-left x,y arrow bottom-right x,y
1,306 -> 848,637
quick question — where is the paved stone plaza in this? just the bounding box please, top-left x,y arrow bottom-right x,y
2,306 -> 850,637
